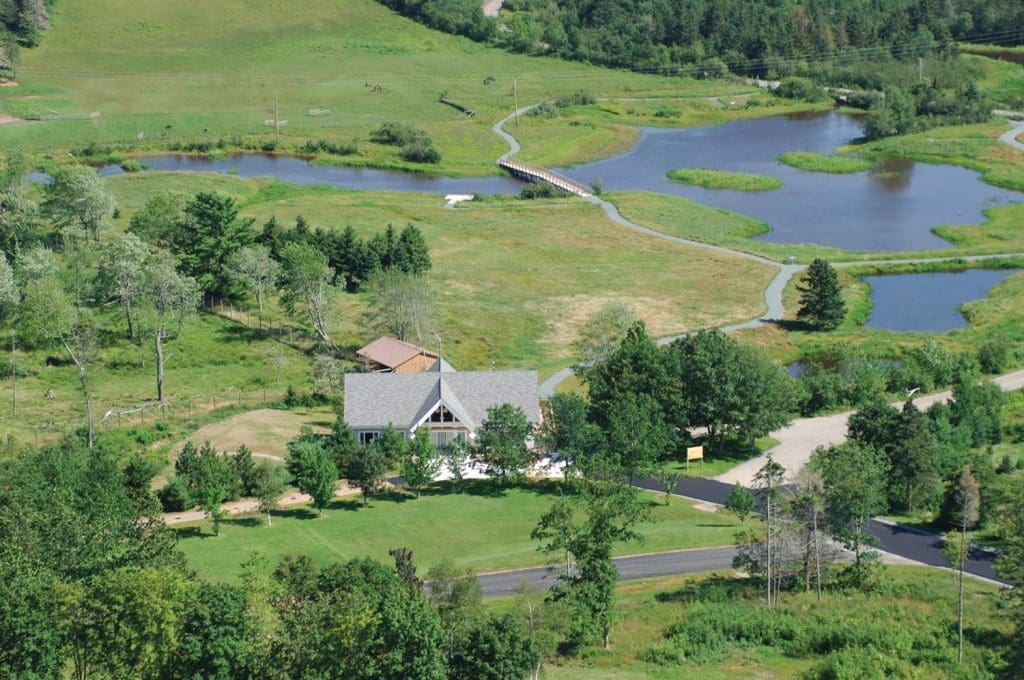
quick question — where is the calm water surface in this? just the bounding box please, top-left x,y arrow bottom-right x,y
863,269 -> 1020,332
104,153 -> 523,194
557,111 -> 1021,252
105,111 -> 1021,253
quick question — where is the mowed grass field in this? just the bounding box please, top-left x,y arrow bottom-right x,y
0,0 -> 749,174
175,481 -> 754,582
107,173 -> 777,371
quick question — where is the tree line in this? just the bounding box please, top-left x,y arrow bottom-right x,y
379,0 -> 1024,75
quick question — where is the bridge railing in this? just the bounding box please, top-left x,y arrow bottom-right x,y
498,159 -> 592,197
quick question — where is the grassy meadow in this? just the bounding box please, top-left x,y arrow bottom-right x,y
0,0 -> 790,175
523,567 -> 1010,679
174,481 -> 755,582
105,173 -> 776,371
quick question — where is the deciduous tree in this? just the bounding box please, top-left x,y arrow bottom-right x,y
42,164 -> 116,242
285,437 -> 338,515
477,403 -> 533,485
532,480 -> 648,649
401,428 -> 441,497
348,443 -> 388,507
279,241 -> 336,347
363,268 -> 437,343
228,244 -> 279,330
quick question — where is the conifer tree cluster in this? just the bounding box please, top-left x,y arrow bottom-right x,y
797,259 -> 846,331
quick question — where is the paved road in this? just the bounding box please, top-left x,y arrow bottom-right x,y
476,547 -> 738,597
633,476 -> 1008,585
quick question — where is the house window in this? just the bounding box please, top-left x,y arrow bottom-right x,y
429,406 -> 457,423
432,431 -> 466,448
359,431 -> 380,446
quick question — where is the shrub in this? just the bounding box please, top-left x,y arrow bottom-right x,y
298,139 -> 358,155
519,182 -> 569,199
775,77 -> 826,102
554,90 -> 595,108
526,101 -> 559,118
120,159 -> 144,173
371,121 -> 430,147
158,477 -> 193,512
399,140 -> 441,164
978,338 -> 1011,374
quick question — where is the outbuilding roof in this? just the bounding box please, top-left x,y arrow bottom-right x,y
356,336 -> 438,370
344,370 -> 540,432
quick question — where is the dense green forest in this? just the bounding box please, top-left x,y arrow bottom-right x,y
379,0 -> 1024,77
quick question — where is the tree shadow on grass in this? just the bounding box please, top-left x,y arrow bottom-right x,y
653,575 -> 754,603
215,324 -> 269,344
174,526 -> 217,539
222,516 -> 263,528
275,506 -> 327,520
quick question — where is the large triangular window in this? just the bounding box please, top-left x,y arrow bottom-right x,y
429,405 -> 459,424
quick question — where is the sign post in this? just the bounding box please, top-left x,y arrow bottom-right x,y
686,445 -> 704,471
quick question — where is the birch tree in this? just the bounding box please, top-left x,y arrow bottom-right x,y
279,242 -> 336,348
228,245 -> 279,330
99,232 -> 148,339
942,467 -> 980,664
144,256 -> 200,402
20,275 -> 98,447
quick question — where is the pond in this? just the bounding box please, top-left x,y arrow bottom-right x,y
92,111 -> 1022,253
862,269 -> 1020,332
101,153 -> 524,195
556,111 -> 1022,252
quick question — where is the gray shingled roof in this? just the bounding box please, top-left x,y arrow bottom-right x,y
344,371 -> 539,432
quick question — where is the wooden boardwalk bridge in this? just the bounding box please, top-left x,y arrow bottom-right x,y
498,158 -> 593,197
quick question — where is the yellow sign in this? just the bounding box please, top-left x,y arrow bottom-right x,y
686,446 -> 704,461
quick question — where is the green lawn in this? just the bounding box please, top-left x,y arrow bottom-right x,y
174,481 -> 755,582
522,567 -> 1009,679
661,437 -> 780,478
666,168 -> 782,191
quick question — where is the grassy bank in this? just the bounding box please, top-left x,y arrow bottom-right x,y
666,168 -> 782,191
744,259 -> 1024,372
528,567 -> 1009,679
174,481 -> 754,582
777,150 -> 874,174
607,188 -> 1024,264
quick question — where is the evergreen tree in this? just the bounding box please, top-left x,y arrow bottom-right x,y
797,259 -> 846,330
395,224 -> 432,275
726,481 -> 757,522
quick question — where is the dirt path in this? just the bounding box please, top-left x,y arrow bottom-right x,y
162,484 -> 362,525
716,368 -> 1024,486
0,114 -> 24,125
999,119 -> 1024,153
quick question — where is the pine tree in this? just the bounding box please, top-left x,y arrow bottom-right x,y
797,259 -> 846,331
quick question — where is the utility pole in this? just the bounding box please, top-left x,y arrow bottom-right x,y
513,79 -> 519,126
10,334 -> 16,417
274,90 -> 281,142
